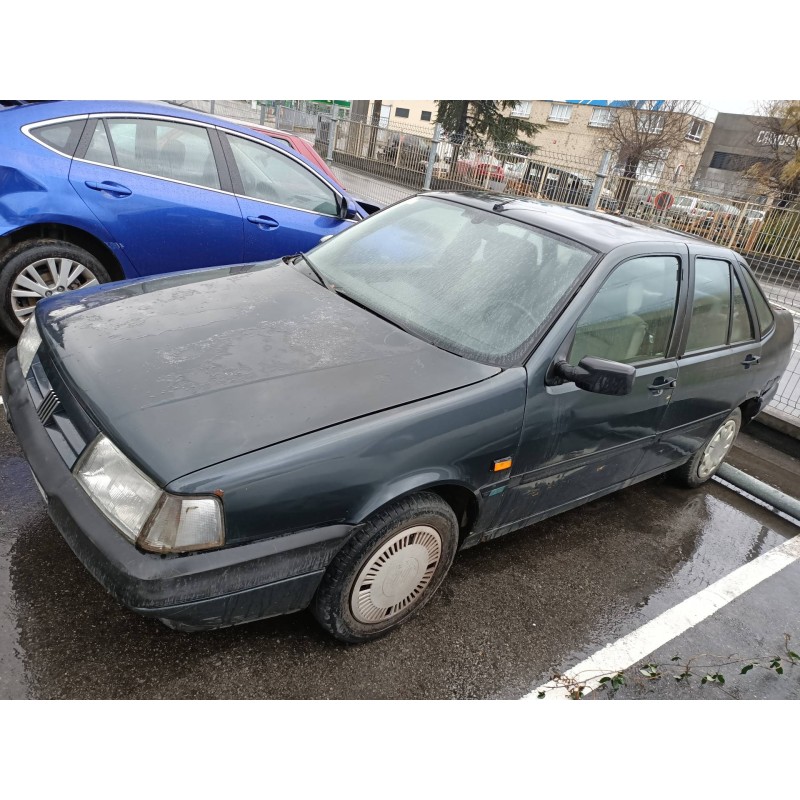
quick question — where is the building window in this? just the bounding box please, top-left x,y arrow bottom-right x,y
686,119 -> 705,142
395,107 -> 410,118
588,107 -> 615,128
548,103 -> 573,123
637,113 -> 664,134
637,149 -> 669,182
420,110 -> 432,122
709,151 -> 766,172
511,101 -> 532,118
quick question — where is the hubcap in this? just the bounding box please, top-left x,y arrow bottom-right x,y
351,525 -> 442,624
11,257 -> 100,325
698,419 -> 737,478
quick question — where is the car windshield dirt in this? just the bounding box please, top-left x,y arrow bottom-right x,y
310,195 -> 595,364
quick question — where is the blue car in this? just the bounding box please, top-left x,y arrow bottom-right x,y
0,100 -> 370,336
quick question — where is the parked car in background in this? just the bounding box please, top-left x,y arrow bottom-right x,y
378,133 -> 434,171
0,100 -> 374,336
511,161 -> 617,211
4,193 -> 792,642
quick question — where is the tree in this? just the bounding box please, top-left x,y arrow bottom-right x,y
596,100 -> 703,211
745,100 -> 800,202
434,101 -> 542,175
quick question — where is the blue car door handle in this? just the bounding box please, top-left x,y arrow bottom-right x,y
84,180 -> 132,197
247,215 -> 280,230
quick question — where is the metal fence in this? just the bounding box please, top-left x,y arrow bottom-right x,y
166,103 -> 800,420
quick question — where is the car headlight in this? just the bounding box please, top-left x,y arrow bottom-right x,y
17,317 -> 42,377
74,435 -> 224,553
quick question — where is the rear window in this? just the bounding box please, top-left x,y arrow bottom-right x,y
29,119 -> 86,156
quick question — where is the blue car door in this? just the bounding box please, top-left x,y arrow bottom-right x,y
69,116 -> 244,276
220,132 -> 355,261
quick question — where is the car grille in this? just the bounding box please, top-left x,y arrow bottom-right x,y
26,351 -> 97,469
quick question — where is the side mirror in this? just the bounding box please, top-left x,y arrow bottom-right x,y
553,357 -> 635,396
336,195 -> 349,220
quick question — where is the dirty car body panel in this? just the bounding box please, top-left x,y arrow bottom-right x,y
2,193 -> 793,633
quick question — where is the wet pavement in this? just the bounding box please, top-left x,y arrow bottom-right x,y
1,333 -> 799,700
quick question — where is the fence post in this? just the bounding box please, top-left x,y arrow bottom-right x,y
209,100 -> 216,115
423,124 -> 442,190
589,151 -> 612,211
326,117 -> 337,165
260,103 -> 266,125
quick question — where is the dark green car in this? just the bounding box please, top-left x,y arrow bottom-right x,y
1,193 -> 793,642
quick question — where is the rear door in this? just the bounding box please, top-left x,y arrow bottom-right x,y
70,115 -> 244,275
657,247 -> 762,460
219,132 -> 355,261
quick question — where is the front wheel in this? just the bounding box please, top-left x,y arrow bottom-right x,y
670,408 -> 742,488
0,240 -> 110,336
312,492 -> 459,643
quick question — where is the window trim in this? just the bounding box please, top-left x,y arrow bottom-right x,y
34,112 -> 355,216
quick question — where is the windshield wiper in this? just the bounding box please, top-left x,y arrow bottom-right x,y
288,253 -> 331,289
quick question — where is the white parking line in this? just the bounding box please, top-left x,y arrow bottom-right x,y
525,533 -> 800,699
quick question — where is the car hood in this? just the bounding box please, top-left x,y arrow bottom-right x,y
38,263 -> 499,484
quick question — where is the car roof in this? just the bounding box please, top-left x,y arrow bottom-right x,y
425,191 -> 728,253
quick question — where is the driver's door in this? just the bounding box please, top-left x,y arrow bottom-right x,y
220,132 -> 355,261
490,250 -> 687,533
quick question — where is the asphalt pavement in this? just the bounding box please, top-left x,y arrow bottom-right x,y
1,331 -> 799,700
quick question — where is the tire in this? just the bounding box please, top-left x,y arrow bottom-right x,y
312,492 -> 459,643
0,239 -> 111,337
670,408 -> 742,488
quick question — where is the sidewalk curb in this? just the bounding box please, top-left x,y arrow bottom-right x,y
755,407 -> 800,441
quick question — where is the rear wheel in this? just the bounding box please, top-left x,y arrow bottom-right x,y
0,239 -> 110,336
670,408 -> 741,488
312,492 -> 459,643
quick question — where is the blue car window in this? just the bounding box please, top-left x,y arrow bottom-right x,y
29,119 -> 85,156
84,121 -> 115,166
94,118 -> 221,190
225,134 -> 337,216
570,256 -> 680,365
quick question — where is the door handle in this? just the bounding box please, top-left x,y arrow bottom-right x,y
247,215 -> 279,229
741,354 -> 761,368
84,180 -> 132,197
648,376 -> 677,394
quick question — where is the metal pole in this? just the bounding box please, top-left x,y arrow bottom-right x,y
589,151 -> 612,211
423,124 -> 442,190
326,117 -> 337,165
260,103 -> 266,125
209,100 -> 216,115
716,463 -> 800,522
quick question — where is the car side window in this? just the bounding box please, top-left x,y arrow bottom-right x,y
225,134 -> 338,216
686,258 -> 756,351
730,270 -> 754,343
85,118 -> 221,190
29,120 -> 86,156
739,265 -> 775,336
569,255 -> 680,365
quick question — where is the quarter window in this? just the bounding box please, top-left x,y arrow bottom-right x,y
730,271 -> 754,343
84,118 -> 221,190
30,120 -> 86,155
225,135 -> 338,216
570,256 -> 680,365
740,265 -> 775,336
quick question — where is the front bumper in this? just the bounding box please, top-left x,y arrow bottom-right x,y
2,347 -> 352,631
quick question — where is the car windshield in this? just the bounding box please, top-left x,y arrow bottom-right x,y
309,195 -> 596,365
